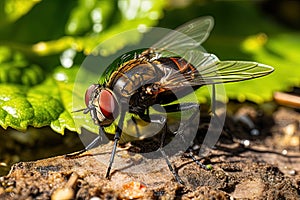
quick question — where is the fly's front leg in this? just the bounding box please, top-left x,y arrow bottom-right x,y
105,108 -> 126,179
65,126 -> 105,158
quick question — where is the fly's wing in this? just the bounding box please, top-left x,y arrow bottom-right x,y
197,60 -> 274,85
150,16 -> 214,57
146,16 -> 273,89
159,50 -> 274,89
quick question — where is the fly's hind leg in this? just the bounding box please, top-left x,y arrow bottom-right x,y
210,84 -> 225,128
210,84 -> 235,143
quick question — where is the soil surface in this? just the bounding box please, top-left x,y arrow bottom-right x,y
0,102 -> 300,199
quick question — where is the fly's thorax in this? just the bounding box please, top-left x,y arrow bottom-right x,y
108,59 -> 163,98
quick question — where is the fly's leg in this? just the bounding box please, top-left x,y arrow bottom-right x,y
159,102 -> 213,170
159,123 -> 184,184
211,84 -> 216,115
138,106 -> 184,184
131,116 -> 141,138
132,112 -> 168,138
185,147 -> 210,170
66,105 -> 106,158
105,110 -> 126,179
212,85 -> 256,145
162,102 -> 201,145
210,84 -> 235,142
65,126 -> 105,158
210,84 -> 226,129
153,102 -> 200,113
160,149 -> 184,184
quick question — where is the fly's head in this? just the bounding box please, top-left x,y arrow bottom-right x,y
84,84 -> 120,126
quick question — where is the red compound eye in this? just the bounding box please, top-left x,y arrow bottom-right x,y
98,89 -> 119,119
85,84 -> 98,106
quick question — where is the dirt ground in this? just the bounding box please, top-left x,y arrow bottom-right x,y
0,102 -> 300,199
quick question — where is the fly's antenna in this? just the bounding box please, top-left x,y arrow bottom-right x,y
72,107 -> 91,114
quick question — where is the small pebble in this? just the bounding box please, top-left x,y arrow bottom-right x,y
243,140 -> 250,147
51,188 -> 74,200
90,197 -> 101,200
250,129 -> 260,136
119,181 -> 147,199
0,162 -> 7,167
51,172 -> 78,200
283,124 -> 296,136
288,170 -> 296,176
282,149 -> 288,155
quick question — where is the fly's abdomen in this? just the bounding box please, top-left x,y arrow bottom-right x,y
157,57 -> 198,80
151,57 -> 201,104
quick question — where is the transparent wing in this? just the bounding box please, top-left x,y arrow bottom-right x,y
160,50 -> 274,89
139,16 -> 273,89
150,16 -> 214,56
199,60 -> 274,85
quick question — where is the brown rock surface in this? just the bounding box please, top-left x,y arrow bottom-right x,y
0,105 -> 300,199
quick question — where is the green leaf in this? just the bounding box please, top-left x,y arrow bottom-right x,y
0,0 -> 165,134
0,82 -> 64,131
214,31 -> 300,104
0,66 -> 80,134
51,66 -> 79,133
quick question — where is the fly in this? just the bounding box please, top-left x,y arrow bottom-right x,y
69,16 -> 274,184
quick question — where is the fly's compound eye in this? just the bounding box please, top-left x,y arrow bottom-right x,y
85,84 -> 98,106
98,89 -> 119,119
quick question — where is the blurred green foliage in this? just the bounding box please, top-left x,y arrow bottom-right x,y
0,0 -> 299,134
